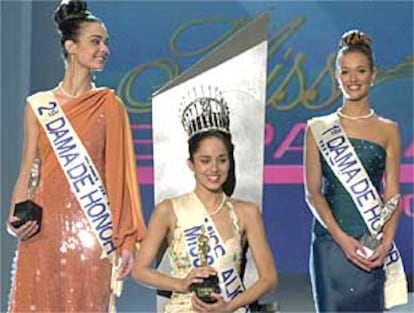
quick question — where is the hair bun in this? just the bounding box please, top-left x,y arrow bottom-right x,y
54,0 -> 89,26
339,29 -> 372,49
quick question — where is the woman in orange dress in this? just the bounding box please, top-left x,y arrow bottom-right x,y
7,1 -> 146,311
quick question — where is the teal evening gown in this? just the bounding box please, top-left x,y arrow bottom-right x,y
310,138 -> 386,312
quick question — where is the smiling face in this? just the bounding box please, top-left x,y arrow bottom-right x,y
188,136 -> 230,194
65,22 -> 110,71
336,51 -> 376,102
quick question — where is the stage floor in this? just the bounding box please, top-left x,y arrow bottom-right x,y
117,274 -> 414,312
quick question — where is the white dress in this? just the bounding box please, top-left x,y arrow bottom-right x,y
164,192 -> 244,313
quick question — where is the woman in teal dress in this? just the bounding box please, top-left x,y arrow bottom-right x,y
304,29 -> 403,312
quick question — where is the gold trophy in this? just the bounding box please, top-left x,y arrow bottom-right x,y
191,225 -> 220,303
11,158 -> 43,237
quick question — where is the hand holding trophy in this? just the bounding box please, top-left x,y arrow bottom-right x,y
191,225 -> 220,303
11,158 -> 43,237
357,194 -> 401,258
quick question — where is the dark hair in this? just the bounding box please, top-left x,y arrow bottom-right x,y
188,130 -> 236,197
54,0 -> 102,59
336,29 -> 375,70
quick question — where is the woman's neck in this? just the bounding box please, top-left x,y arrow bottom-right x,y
194,188 -> 225,214
340,99 -> 371,116
60,64 -> 94,96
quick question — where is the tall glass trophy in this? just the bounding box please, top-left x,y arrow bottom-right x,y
12,158 -> 43,237
191,226 -> 220,303
358,194 -> 400,258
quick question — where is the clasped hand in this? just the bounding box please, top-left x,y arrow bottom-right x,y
338,234 -> 390,272
178,266 -> 216,292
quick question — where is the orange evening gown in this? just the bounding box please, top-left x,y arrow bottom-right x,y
9,89 -> 145,312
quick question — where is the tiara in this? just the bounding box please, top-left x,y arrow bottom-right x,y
180,86 -> 230,138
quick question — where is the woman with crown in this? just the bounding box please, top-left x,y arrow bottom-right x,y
133,89 -> 277,312
304,29 -> 407,312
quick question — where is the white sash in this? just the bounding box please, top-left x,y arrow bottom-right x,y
28,92 -> 123,301
172,192 -> 249,313
308,113 -> 408,309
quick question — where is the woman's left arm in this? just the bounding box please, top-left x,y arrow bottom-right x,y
105,94 -> 146,278
236,204 -> 278,298
369,121 -> 402,266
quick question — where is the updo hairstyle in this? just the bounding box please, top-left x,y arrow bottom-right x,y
336,29 -> 375,70
54,0 -> 101,58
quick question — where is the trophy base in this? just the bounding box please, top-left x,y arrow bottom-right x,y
191,274 -> 219,304
357,233 -> 380,258
11,200 -> 42,237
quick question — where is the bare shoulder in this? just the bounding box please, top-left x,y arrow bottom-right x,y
25,101 -> 35,113
24,101 -> 40,127
376,115 -> 400,139
154,198 -> 175,217
376,115 -> 398,128
304,123 -> 314,140
231,199 -> 264,234
231,198 -> 261,218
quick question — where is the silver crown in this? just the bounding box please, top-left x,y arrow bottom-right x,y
180,86 -> 230,138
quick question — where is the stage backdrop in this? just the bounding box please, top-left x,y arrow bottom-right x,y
152,14 -> 268,310
92,0 -> 413,276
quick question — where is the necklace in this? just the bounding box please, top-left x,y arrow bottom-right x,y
336,107 -> 375,120
57,81 -> 95,99
207,194 -> 227,216
58,82 -> 77,98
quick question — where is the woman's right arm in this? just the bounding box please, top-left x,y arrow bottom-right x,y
132,200 -> 211,292
7,103 -> 40,239
304,125 -> 372,271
